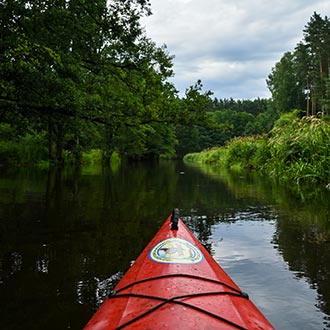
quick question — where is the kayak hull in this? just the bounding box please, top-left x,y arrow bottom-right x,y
84,214 -> 274,330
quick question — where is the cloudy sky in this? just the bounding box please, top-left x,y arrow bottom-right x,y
141,0 -> 330,99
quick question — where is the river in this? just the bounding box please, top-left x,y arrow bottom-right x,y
0,161 -> 330,329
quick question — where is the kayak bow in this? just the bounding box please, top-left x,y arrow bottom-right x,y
84,210 -> 274,330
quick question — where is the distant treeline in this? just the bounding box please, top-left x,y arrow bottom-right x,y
0,4 -> 329,166
176,97 -> 277,157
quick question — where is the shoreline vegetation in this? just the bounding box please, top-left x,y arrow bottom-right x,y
184,111 -> 330,188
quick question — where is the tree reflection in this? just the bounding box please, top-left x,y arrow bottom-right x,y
273,214 -> 330,327
185,162 -> 330,327
182,214 -> 213,253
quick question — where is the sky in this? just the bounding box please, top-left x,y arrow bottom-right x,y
141,0 -> 330,100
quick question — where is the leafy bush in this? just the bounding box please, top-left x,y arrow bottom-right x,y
266,114 -> 330,183
225,136 -> 267,170
0,130 -> 48,165
184,136 -> 268,171
81,149 -> 103,164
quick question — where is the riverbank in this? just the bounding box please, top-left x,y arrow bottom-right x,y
184,111 -> 330,186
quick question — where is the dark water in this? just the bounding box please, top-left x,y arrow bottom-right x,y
1,161 -> 330,329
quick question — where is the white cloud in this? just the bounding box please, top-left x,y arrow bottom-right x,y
142,0 -> 330,99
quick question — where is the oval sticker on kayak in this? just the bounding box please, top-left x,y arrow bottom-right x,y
149,238 -> 204,264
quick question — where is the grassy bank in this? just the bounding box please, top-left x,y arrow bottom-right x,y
0,128 -> 49,167
184,111 -> 330,185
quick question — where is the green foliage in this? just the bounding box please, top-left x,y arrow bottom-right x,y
185,111 -> 330,185
183,148 -> 227,165
81,149 -> 103,165
146,123 -> 178,159
267,52 -> 305,113
225,136 -> 269,170
20,133 -> 49,164
0,0 -> 180,165
81,150 -> 121,167
266,113 -> 330,183
175,126 -> 203,157
177,97 -> 276,156
180,80 -> 213,124
0,126 -> 48,166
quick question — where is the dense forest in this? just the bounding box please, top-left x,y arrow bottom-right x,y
0,2 -> 329,166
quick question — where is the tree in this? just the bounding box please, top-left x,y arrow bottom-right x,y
267,52 -> 304,113
294,42 -> 313,115
303,12 -> 330,116
175,80 -> 214,156
0,0 -> 179,164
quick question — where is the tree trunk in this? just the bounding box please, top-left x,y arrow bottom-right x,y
102,122 -> 118,165
102,126 -> 114,164
48,118 -> 55,162
306,79 -> 310,117
55,122 -> 64,165
319,51 -> 325,116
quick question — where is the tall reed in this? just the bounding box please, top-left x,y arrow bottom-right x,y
266,114 -> 330,183
184,111 -> 330,184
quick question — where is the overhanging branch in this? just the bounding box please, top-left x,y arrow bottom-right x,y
0,97 -> 175,127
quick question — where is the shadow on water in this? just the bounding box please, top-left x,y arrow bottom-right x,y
0,162 -> 180,330
0,161 -> 330,329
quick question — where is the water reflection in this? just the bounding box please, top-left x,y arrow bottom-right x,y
0,162 -> 330,329
182,214 -> 213,252
0,162 -> 179,330
274,213 -> 330,325
211,218 -> 325,329
185,163 -> 330,329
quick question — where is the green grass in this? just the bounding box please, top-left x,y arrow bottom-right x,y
184,136 -> 267,171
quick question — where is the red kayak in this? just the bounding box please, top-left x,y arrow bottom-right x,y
84,210 -> 274,330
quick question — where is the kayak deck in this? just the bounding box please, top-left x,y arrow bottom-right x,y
84,212 -> 274,330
